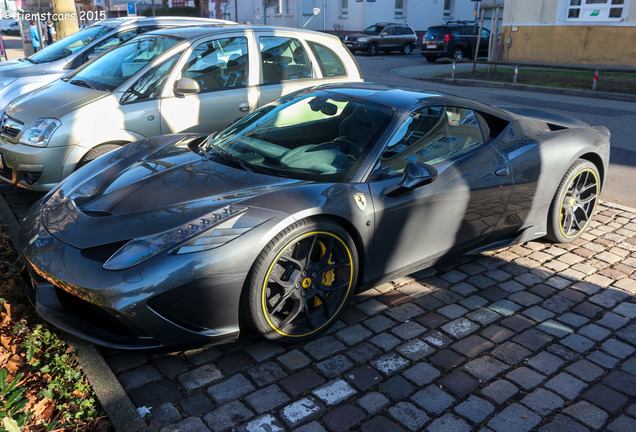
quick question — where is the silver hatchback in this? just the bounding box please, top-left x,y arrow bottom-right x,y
0,16 -> 233,110
0,25 -> 362,191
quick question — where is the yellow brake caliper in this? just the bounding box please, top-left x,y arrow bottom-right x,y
314,241 -> 335,307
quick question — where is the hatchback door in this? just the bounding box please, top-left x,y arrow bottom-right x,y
160,32 -> 257,135
366,105 -> 513,277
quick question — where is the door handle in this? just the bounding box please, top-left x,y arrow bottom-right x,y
238,102 -> 251,112
495,166 -> 509,177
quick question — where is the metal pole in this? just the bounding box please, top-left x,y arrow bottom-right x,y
472,7 -> 485,73
592,70 -> 599,90
263,0 -> 266,25
452,61 -> 456,79
493,6 -> 499,73
151,0 -> 155,16
513,65 -> 518,83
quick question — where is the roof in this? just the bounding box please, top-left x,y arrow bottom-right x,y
141,24 -> 342,42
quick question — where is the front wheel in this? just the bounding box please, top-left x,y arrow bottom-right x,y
547,159 -> 600,243
75,143 -> 122,170
425,55 -> 437,63
367,43 -> 378,56
242,218 -> 358,343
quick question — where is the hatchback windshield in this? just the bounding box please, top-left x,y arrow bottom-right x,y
65,35 -> 182,91
206,91 -> 394,181
29,25 -> 113,63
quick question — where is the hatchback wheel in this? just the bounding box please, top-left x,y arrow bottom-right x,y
243,218 -> 358,343
75,143 -> 122,170
402,43 -> 413,55
368,43 -> 378,56
452,48 -> 465,61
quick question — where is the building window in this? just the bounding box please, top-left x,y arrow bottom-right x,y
565,0 -> 630,21
266,0 -> 287,14
444,0 -> 454,20
340,0 -> 348,17
395,0 -> 405,18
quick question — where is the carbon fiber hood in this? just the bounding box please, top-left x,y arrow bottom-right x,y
42,135 -> 299,249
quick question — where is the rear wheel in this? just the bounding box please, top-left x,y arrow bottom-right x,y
547,159 -> 600,243
242,218 -> 357,343
402,43 -> 413,55
368,43 -> 378,56
452,48 -> 465,61
425,55 -> 437,63
75,143 -> 122,170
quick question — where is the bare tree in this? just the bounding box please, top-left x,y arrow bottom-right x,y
50,0 -> 79,38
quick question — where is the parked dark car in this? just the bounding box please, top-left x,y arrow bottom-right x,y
420,22 -> 490,62
20,83 -> 609,349
344,22 -> 417,56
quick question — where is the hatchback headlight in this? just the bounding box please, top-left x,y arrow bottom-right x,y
358,37 -> 368,43
19,118 -> 61,147
103,205 -> 248,270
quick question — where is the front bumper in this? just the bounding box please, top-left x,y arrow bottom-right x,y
344,41 -> 370,51
0,140 -> 73,191
20,204 -> 249,350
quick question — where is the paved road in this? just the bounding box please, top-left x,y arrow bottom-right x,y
354,53 -> 636,208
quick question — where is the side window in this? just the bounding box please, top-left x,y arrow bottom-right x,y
307,41 -> 346,77
481,29 -> 490,38
404,27 -> 415,35
260,36 -> 312,84
92,28 -> 150,56
379,106 -> 485,177
394,26 -> 405,35
121,53 -> 181,104
181,37 -> 249,92
384,27 -> 396,35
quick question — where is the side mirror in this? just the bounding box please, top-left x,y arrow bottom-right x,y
381,32 -> 388,37
174,77 -> 200,96
384,161 -> 438,197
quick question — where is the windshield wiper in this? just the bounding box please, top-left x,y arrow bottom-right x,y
203,140 -> 273,176
69,79 -> 97,90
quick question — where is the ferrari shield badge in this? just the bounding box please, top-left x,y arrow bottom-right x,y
353,193 -> 367,211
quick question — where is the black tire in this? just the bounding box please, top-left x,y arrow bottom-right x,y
242,218 -> 358,343
75,143 -> 122,170
425,55 -> 437,63
547,159 -> 600,243
401,43 -> 413,55
367,43 -> 378,56
452,48 -> 465,61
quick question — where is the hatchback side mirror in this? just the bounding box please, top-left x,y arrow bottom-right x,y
384,161 -> 438,197
174,77 -> 200,96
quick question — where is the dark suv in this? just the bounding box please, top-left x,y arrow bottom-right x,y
344,22 -> 417,56
420,23 -> 490,62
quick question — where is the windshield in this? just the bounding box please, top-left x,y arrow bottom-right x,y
29,25 -> 113,63
66,35 -> 182,91
206,90 -> 395,182
362,25 -> 385,35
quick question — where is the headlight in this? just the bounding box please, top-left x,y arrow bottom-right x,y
0,79 -> 16,91
19,118 -> 61,147
358,37 -> 368,43
103,205 -> 248,270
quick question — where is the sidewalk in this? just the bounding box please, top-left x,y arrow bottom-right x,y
1,34 -> 25,60
392,61 -> 636,103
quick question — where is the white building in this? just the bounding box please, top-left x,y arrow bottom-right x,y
235,0 -> 482,33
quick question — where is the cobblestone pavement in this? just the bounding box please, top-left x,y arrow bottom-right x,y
2,182 -> 635,432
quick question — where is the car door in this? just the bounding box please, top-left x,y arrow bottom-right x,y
366,105 -> 513,277
118,52 -> 184,138
160,32 -> 257,135
255,33 -> 318,108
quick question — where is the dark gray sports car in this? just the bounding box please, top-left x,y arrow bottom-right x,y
19,84 -> 610,349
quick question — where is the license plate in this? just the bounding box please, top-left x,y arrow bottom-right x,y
0,154 -> 4,170
427,44 -> 437,49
